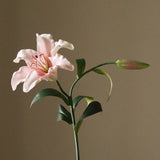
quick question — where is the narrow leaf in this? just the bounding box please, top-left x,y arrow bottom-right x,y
79,101 -> 102,122
57,105 -> 72,124
94,68 -> 113,101
76,59 -> 86,78
75,101 -> 102,133
30,88 -> 69,107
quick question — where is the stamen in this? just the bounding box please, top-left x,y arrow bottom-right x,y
30,54 -> 52,75
32,55 -> 37,60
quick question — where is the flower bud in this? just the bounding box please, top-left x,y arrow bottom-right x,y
116,59 -> 150,70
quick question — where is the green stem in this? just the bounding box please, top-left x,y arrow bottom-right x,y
56,62 -> 116,160
69,101 -> 80,160
69,61 -> 116,97
56,80 -> 69,99
56,80 -> 80,160
68,61 -> 116,160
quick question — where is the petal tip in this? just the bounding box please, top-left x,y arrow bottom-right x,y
23,85 -> 30,93
13,58 -> 19,63
70,44 -> 74,50
11,85 -> 16,91
71,65 -> 74,71
36,33 -> 39,37
23,88 -> 28,93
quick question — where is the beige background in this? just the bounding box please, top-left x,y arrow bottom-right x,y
0,0 -> 159,160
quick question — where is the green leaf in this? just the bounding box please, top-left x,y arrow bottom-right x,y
76,59 -> 86,78
79,101 -> 102,122
30,88 -> 69,107
94,68 -> 113,101
73,96 -> 86,109
57,105 -> 72,124
75,101 -> 102,133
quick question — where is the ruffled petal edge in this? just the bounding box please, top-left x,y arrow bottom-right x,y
13,49 -> 37,66
11,66 -> 32,91
50,53 -> 74,71
51,39 -> 74,56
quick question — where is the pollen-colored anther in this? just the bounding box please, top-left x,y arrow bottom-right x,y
31,54 -> 52,75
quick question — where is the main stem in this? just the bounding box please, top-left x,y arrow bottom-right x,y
68,61 -> 116,160
70,103 -> 80,160
57,62 -> 116,160
56,80 -> 80,160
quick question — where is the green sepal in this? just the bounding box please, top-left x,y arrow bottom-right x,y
94,68 -> 113,101
30,88 -> 69,107
73,96 -> 93,109
57,105 -> 72,124
76,59 -> 86,78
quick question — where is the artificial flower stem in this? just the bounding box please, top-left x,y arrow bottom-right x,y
69,98 -> 80,160
69,62 -> 116,96
56,80 -> 69,99
56,80 -> 80,159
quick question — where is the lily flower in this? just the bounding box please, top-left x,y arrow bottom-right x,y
11,33 -> 74,92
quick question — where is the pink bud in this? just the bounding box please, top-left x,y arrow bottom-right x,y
116,60 -> 150,70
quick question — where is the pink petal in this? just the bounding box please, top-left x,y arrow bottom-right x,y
51,39 -> 74,56
23,70 -> 42,92
43,67 -> 58,81
36,33 -> 54,56
50,53 -> 74,71
13,49 -> 37,66
11,66 -> 32,91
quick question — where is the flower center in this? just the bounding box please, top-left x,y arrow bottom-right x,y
31,54 -> 52,76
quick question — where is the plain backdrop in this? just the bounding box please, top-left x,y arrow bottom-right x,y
0,0 -> 159,160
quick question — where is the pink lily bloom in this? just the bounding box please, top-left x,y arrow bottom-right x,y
11,33 -> 74,92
